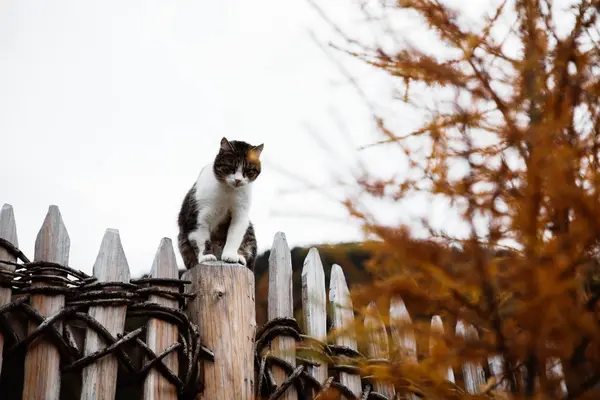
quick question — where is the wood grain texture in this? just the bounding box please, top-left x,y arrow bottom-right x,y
80,229 -> 131,400
268,232 -> 296,400
143,238 -> 180,400
180,270 -> 192,310
23,205 -> 70,400
455,320 -> 485,394
429,316 -> 455,383
328,264 -> 361,398
0,204 -> 18,374
364,302 -> 395,398
301,247 -> 327,387
187,261 -> 256,400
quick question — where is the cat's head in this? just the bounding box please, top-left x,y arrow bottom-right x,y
213,137 -> 264,188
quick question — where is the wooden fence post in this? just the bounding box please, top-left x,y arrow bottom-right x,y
390,297 -> 416,362
455,320 -> 486,394
80,229 -> 131,400
429,316 -> 455,383
364,302 -> 395,399
187,259 -> 256,400
22,205 -> 70,400
488,354 -> 508,392
546,349 -> 567,396
143,238 -> 180,400
268,232 -> 296,400
0,204 -> 18,374
390,297 -> 417,399
301,247 -> 327,390
329,264 -> 361,399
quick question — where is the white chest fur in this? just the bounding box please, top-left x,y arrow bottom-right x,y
193,164 -> 251,229
188,163 -> 252,266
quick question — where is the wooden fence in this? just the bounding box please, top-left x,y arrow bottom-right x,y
0,204 -> 214,400
256,233 -> 568,399
0,203 -> 569,399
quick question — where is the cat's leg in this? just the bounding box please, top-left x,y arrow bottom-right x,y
238,223 -> 257,271
221,214 -> 250,265
178,187 -> 203,269
178,231 -> 199,269
189,224 -> 217,264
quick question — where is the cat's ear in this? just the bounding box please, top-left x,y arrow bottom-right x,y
220,137 -> 233,151
252,143 -> 264,156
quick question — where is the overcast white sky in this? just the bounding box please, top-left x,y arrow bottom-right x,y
0,0 -> 389,276
0,1 -> 575,276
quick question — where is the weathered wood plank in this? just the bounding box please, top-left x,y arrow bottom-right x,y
546,355 -> 567,396
390,297 -> 417,400
268,232 -> 296,400
301,247 -> 327,389
0,204 -> 18,374
455,320 -> 486,394
80,229 -> 130,400
187,260 -> 256,400
364,302 -> 395,398
143,238 -> 180,400
22,205 -> 70,400
488,354 -> 508,392
390,297 -> 416,362
429,316 -> 455,383
329,264 -> 361,398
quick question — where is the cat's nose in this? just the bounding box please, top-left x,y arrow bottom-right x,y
234,178 -> 242,185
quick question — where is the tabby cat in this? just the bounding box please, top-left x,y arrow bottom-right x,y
177,137 -> 263,270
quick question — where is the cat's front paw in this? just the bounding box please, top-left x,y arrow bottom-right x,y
221,250 -> 246,265
198,254 -> 218,264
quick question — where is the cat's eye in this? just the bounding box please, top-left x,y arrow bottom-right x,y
221,157 -> 236,166
246,170 -> 257,178
219,165 -> 234,174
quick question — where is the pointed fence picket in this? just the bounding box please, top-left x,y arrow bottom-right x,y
329,264 -> 362,398
80,229 -> 131,400
267,232 -> 297,400
142,238 -> 180,400
456,320 -> 486,394
546,355 -> 568,396
23,205 -> 70,400
390,297 -> 416,363
429,315 -> 455,383
488,354 -> 508,392
301,247 -> 327,390
364,302 -> 396,398
390,297 -> 417,399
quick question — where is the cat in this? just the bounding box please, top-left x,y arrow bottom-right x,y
177,137 -> 263,270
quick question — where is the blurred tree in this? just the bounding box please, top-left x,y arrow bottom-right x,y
318,0 -> 600,398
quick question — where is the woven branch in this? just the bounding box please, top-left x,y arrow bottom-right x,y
0,240 -> 212,399
254,316 -> 401,400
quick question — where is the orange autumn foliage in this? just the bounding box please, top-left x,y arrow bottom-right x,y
325,1 -> 600,399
